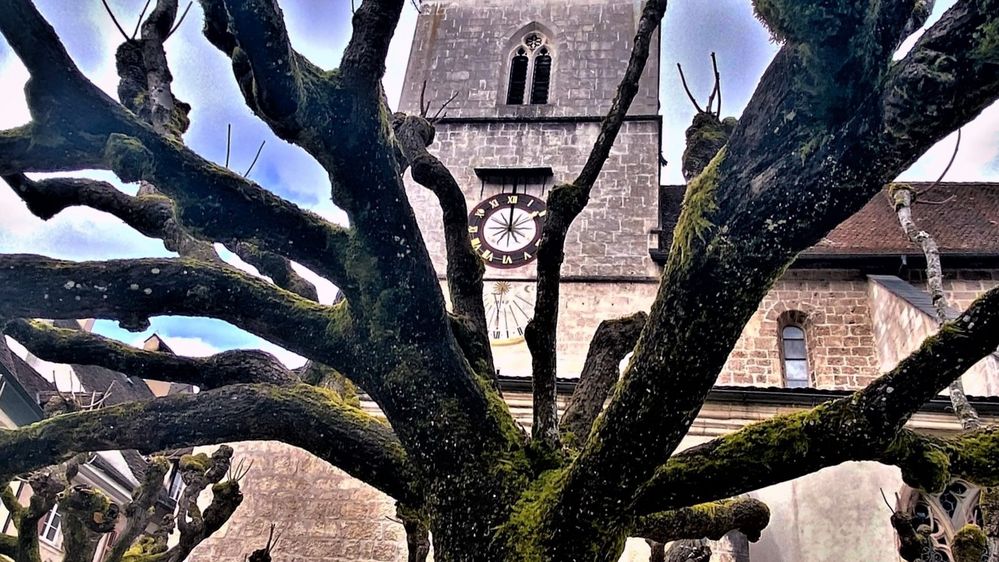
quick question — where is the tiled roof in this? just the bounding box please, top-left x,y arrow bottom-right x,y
51,320 -> 156,405
657,182 -> 999,258
804,182 -> 999,256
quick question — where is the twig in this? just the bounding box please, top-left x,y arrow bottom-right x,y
710,52 -> 722,117
916,129 -> 961,198
166,2 -> 194,40
131,0 -> 152,40
430,91 -> 459,123
879,488 -> 896,513
101,0 -> 131,42
676,63 -> 704,114
419,80 -> 430,118
244,140 -> 266,178
225,123 -> 232,168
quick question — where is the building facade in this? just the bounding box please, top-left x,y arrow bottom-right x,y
1,324 -> 183,562
183,2 -> 999,561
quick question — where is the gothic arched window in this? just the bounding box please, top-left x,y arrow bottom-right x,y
507,48 -> 529,105
779,312 -> 810,388
901,480 -> 983,561
506,32 -> 553,106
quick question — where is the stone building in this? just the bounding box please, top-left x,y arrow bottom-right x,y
0,324 -> 184,562
181,1 -> 999,561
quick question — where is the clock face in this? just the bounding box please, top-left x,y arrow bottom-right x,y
467,193 -> 547,268
484,281 -> 535,345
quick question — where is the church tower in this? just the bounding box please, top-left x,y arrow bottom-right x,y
399,0 -> 663,379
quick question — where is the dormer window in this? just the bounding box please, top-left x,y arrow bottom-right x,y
506,32 -> 553,106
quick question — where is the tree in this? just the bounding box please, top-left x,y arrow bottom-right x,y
0,0 -> 998,561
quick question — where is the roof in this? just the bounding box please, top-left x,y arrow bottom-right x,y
655,182 -> 999,263
52,321 -> 156,405
805,182 -> 999,256
0,335 -> 54,401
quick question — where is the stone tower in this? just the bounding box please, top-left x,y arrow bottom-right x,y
399,0 -> 663,380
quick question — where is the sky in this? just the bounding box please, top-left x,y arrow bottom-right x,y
0,0 -> 996,366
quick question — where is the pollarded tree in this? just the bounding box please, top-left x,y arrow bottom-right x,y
0,1 -> 998,561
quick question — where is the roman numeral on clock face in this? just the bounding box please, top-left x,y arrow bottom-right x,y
466,193 -> 547,269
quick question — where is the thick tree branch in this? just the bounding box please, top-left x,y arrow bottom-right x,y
217,0 -> 303,124
4,319 -> 298,389
0,384 -> 419,503
2,174 -> 218,262
393,114 -> 493,377
526,0 -> 667,445
104,458 -> 171,562
559,312 -> 647,443
2,174 -> 321,301
0,1 -> 355,294
340,0 -> 405,88
228,241 -> 319,302
633,286 -> 999,514
631,498 -> 770,544
0,255 -> 357,373
882,1 -> 999,164
58,484 -> 119,562
115,0 -> 190,138
541,3 -> 999,554
0,533 -> 15,559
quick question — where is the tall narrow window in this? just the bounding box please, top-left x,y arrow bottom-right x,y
530,48 -> 552,104
40,506 -> 61,545
505,31 -> 553,106
506,48 -> 529,105
781,323 -> 809,388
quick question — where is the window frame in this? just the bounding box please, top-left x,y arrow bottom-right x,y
779,316 -> 811,388
39,505 -> 62,546
504,31 -> 554,107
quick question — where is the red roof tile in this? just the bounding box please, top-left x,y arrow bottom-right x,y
804,182 -> 999,256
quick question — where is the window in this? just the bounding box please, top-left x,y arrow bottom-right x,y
902,480 -> 982,561
167,465 -> 184,501
506,32 -> 552,106
780,321 -> 809,388
39,506 -> 61,545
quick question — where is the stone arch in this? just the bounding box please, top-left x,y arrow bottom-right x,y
774,307 -> 819,388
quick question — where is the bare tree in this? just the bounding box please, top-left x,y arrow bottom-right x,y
0,1 -> 998,561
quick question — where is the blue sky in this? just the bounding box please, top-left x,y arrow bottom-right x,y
0,1 -> 996,364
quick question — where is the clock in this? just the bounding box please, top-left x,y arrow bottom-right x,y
484,281 -> 535,345
467,193 -> 547,268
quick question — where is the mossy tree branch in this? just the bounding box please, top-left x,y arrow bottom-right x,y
0,255 -> 357,375
0,0 -> 355,295
392,114 -> 494,379
0,384 -> 420,504
4,319 -> 299,389
631,498 -> 770,544
2,174 -> 218,263
0,533 -> 15,559
340,0 -> 405,89
58,484 -> 119,562
1,173 -> 321,301
103,458 -> 171,562
539,3 -> 999,555
559,311 -> 647,443
633,286 -> 999,514
526,0 -> 668,446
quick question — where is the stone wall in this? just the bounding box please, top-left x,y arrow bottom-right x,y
408,119 -> 662,278
718,270 -> 880,389
871,273 -> 999,397
188,442 -> 406,562
399,0 -> 659,119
